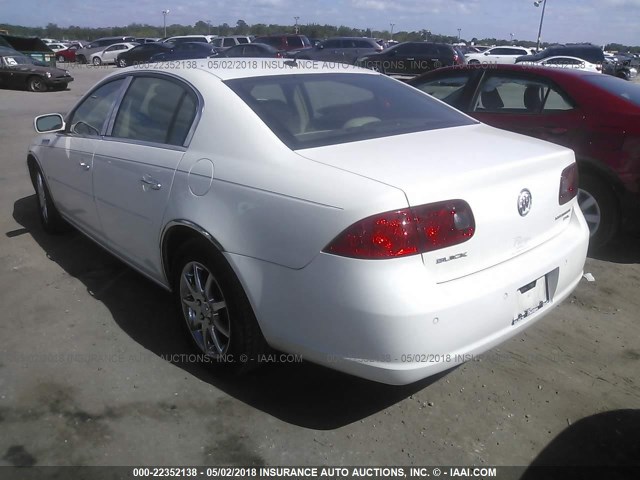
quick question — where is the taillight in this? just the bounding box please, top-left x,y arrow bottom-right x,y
453,53 -> 461,65
323,200 -> 475,259
559,163 -> 578,205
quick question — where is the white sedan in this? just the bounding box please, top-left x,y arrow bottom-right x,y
90,42 -> 138,65
27,60 -> 589,385
466,46 -> 532,64
530,56 -> 603,73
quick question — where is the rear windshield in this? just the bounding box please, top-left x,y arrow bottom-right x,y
225,73 -> 475,150
583,75 -> 640,107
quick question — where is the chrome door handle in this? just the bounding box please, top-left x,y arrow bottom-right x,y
79,162 -> 90,171
140,174 -> 162,190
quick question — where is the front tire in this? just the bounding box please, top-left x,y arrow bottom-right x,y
172,239 -> 266,373
578,172 -> 619,250
34,167 -> 69,233
27,76 -> 47,92
57,55 -> 65,62
92,56 -> 102,66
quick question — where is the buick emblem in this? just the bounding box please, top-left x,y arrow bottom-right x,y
518,189 -> 532,217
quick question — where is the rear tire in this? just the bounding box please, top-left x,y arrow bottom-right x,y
172,239 -> 267,373
34,167 -> 69,233
57,55 -> 65,62
118,58 -> 127,67
578,172 -> 619,250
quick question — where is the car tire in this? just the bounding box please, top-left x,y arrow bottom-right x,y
57,55 -> 65,62
468,59 -> 480,65
77,55 -> 86,64
578,172 -> 619,250
371,62 -> 386,74
27,76 -> 47,92
616,71 -> 629,81
172,239 -> 267,373
92,56 -> 102,66
118,58 -> 127,67
34,167 -> 69,233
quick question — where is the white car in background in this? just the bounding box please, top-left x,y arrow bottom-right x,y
91,42 -> 138,65
532,55 -> 603,73
466,46 -> 532,64
27,60 -> 589,385
46,43 -> 69,53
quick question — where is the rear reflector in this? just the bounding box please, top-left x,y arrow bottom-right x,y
559,163 -> 578,205
323,200 -> 475,259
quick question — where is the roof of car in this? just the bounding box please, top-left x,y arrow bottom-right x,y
113,58 -> 375,81
414,64 -> 602,80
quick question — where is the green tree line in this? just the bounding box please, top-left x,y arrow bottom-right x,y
1,21 -> 638,53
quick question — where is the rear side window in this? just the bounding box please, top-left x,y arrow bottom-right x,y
254,37 -> 280,48
223,38 -> 235,47
226,73 -> 475,150
287,37 -> 304,49
112,76 -> 198,146
473,75 -> 573,113
69,78 -> 126,136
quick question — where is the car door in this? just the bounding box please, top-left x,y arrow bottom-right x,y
41,77 -> 127,235
102,44 -> 122,63
315,39 -> 343,62
92,74 -> 199,279
468,71 -> 585,150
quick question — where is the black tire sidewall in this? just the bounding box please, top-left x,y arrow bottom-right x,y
579,173 -> 619,250
34,167 -> 68,233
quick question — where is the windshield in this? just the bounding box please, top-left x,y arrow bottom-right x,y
583,74 -> 640,107
1,55 -> 34,66
226,73 -> 475,150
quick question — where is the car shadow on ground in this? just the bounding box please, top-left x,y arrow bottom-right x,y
520,409 -> 640,480
589,231 -> 640,264
11,195 -> 440,430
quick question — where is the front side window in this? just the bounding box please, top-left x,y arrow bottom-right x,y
223,38 -> 235,47
413,72 -> 473,106
69,78 -> 125,136
111,76 -> 197,146
226,73 -> 476,150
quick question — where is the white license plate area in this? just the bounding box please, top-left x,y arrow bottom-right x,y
513,275 -> 548,325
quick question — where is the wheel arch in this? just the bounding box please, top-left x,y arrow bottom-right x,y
160,221 -> 225,290
575,155 -> 624,209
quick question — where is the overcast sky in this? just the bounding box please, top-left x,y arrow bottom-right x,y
1,0 -> 639,46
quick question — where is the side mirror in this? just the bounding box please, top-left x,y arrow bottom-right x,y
34,114 -> 65,133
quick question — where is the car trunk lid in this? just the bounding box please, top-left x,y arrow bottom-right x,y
297,124 -> 578,282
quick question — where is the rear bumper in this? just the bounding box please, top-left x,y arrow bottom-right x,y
228,206 -> 589,385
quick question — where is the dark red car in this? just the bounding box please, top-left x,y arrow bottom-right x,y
409,65 -> 640,249
55,45 -> 80,63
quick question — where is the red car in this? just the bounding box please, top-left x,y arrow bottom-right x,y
55,44 -> 82,63
409,65 -> 640,249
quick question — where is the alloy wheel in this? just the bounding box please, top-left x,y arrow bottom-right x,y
179,261 -> 231,356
